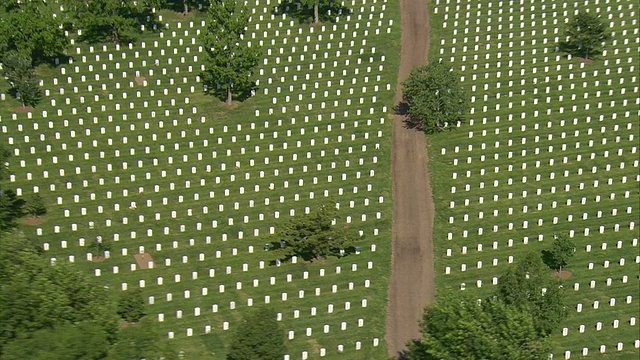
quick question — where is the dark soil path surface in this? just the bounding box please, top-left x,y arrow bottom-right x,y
385,0 -> 435,357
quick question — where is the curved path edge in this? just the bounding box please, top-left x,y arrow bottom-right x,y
385,0 -> 435,357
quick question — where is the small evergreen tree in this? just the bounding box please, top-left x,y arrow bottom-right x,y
23,193 -> 46,218
201,0 -> 260,104
564,11 -> 610,59
226,307 -> 286,360
93,236 -> 111,257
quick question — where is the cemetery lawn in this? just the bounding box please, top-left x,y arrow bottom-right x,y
0,1 -> 401,358
428,0 -> 639,358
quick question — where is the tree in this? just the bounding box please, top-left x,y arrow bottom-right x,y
564,11 -> 610,59
272,202 -> 359,262
117,288 -> 146,323
405,292 -> 550,360
1,322 -> 110,360
201,0 -> 260,104
401,61 -> 468,133
93,235 -> 112,257
1,51 -> 42,107
0,1 -> 68,64
227,307 -> 286,360
0,231 -> 119,352
23,193 -> 46,218
498,252 -> 567,337
543,234 -> 576,272
67,0 -> 157,44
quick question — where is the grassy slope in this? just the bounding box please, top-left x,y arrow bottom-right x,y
0,1 -> 401,358
426,0 -> 639,358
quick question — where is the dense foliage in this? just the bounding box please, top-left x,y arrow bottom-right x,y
407,252 -> 567,359
401,61 -> 468,133
564,11 -> 610,59
226,307 -> 287,360
272,202 -> 359,262
406,293 -> 551,360
0,1 -> 68,65
1,51 -> 42,107
543,234 -> 576,272
201,0 -> 260,104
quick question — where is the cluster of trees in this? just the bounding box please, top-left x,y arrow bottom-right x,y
405,237 -> 576,359
0,230 -> 173,359
0,143 -> 175,359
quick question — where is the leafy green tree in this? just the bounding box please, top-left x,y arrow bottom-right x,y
0,1 -> 68,64
1,321 -> 110,360
23,193 -> 46,218
406,292 -> 550,360
273,202 -> 359,262
0,231 -> 119,352
227,307 -> 286,360
543,234 -> 576,272
67,0 -> 157,44
401,61 -> 468,133
564,11 -> 610,59
117,288 -> 146,323
498,252 -> 567,337
1,51 -> 42,107
201,0 -> 260,104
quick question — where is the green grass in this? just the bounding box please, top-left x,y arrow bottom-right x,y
0,0 -> 401,358
427,0 -> 639,358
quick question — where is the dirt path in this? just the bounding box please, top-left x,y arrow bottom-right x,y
385,0 -> 435,357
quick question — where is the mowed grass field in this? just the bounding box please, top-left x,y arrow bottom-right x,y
428,0 -> 639,358
0,1 -> 401,358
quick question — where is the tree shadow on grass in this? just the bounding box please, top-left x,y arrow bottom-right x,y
202,81 -> 258,103
540,249 -> 555,270
271,1 -> 352,25
265,242 -> 357,265
556,41 -> 600,60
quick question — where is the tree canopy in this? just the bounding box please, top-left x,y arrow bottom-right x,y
542,234 -> 576,272
226,307 -> 287,360
0,1 -> 68,65
66,0 -> 159,44
0,230 -> 120,353
406,292 -> 550,360
201,0 -> 260,104
401,61 -> 468,133
117,288 -> 146,323
272,202 -> 359,262
497,252 -> 567,337
1,51 -> 42,107
564,11 -> 610,59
